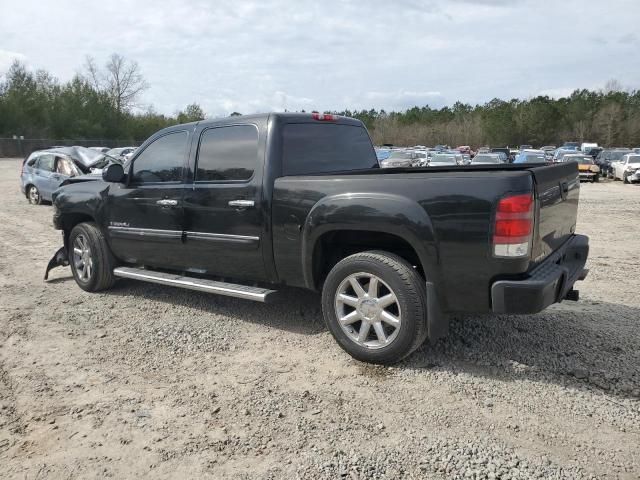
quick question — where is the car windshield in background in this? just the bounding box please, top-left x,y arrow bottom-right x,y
472,154 -> 502,163
576,157 -> 594,164
628,156 -> 640,164
516,154 -> 546,163
600,150 -> 631,161
388,151 -> 414,160
430,154 -> 457,164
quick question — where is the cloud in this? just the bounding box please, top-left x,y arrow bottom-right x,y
0,0 -> 639,116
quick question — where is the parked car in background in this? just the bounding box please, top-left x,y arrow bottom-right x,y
471,153 -> 505,165
596,148 -> 632,178
106,147 -> 137,162
514,149 -> 547,164
20,146 -> 106,205
89,147 -> 110,153
553,148 -> 579,163
562,142 -> 580,150
375,148 -> 392,161
428,153 -> 460,166
585,147 -> 603,159
477,146 -> 491,154
612,154 -> 640,183
379,150 -> 416,168
491,147 -> 511,162
580,142 -> 598,153
562,154 -> 600,182
519,145 -> 533,151
541,146 -> 556,162
633,147 -> 640,154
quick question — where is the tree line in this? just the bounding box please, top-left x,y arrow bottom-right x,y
0,55 -> 205,143
337,81 -> 640,147
1,55 -> 639,147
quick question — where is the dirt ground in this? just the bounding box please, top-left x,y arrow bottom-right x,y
1,157 -> 639,479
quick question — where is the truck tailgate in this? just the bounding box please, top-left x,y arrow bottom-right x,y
530,162 -> 580,263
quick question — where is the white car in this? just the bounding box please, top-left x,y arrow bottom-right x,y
379,150 -> 415,168
428,153 -> 460,167
612,154 -> 640,183
471,153 -> 505,165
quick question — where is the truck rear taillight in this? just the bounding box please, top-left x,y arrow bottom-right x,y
493,193 -> 533,258
312,113 -> 337,121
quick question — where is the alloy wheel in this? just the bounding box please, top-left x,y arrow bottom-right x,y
334,272 -> 402,349
72,234 -> 93,282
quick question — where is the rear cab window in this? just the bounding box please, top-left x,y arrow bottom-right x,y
282,123 -> 377,175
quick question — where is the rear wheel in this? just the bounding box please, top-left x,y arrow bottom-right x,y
27,185 -> 41,205
321,251 -> 428,364
69,222 -> 117,292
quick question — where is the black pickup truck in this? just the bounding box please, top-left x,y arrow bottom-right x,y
47,113 -> 589,364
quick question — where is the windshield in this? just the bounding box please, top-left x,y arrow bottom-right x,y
388,151 -> 413,160
431,154 -> 457,164
628,156 -> 640,164
576,157 -> 593,165
472,154 -> 501,163
600,150 -> 631,161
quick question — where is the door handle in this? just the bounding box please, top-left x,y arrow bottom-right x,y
228,200 -> 255,208
156,199 -> 178,206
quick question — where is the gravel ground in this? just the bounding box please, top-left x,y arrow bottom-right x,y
1,157 -> 639,479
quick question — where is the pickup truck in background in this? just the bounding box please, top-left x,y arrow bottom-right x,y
46,113 -> 589,364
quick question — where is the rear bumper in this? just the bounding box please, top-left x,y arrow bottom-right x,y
578,171 -> 596,179
491,234 -> 589,314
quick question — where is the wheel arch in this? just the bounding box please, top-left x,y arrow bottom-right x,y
301,193 -> 441,291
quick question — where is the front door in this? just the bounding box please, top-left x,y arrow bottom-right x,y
182,124 -> 266,281
105,130 -> 191,269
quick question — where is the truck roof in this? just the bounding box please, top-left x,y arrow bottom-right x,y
161,112 -> 364,134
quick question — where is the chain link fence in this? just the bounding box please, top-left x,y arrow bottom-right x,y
0,138 -> 143,158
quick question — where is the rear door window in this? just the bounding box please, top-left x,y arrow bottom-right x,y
195,125 -> 258,182
282,123 -> 377,175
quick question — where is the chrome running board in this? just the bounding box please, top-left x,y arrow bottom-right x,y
113,267 -> 277,303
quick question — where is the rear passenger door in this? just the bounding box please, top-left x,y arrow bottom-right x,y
182,124 -> 266,282
34,154 -> 56,200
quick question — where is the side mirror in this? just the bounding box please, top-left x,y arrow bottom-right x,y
102,163 -> 125,183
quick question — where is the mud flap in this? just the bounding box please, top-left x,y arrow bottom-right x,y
44,247 -> 69,281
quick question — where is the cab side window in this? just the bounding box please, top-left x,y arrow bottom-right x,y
195,125 -> 258,182
131,131 -> 188,183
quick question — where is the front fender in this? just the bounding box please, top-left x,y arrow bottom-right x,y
301,192 -> 440,289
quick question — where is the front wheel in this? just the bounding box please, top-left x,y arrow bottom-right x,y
27,185 -> 41,205
69,222 -> 117,292
623,173 -> 629,184
321,251 -> 428,364
593,174 -> 599,183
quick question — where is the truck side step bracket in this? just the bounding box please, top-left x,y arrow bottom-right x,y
113,267 -> 278,303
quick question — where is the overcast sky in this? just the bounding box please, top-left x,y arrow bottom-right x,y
1,0 -> 638,117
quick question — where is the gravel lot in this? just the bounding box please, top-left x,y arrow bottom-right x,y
1,157 -> 639,479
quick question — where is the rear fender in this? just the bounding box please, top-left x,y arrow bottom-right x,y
301,192 -> 440,289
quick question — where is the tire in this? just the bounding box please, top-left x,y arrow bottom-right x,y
68,222 -> 117,292
623,173 -> 629,184
27,185 -> 41,205
321,251 -> 428,364
593,175 -> 599,183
